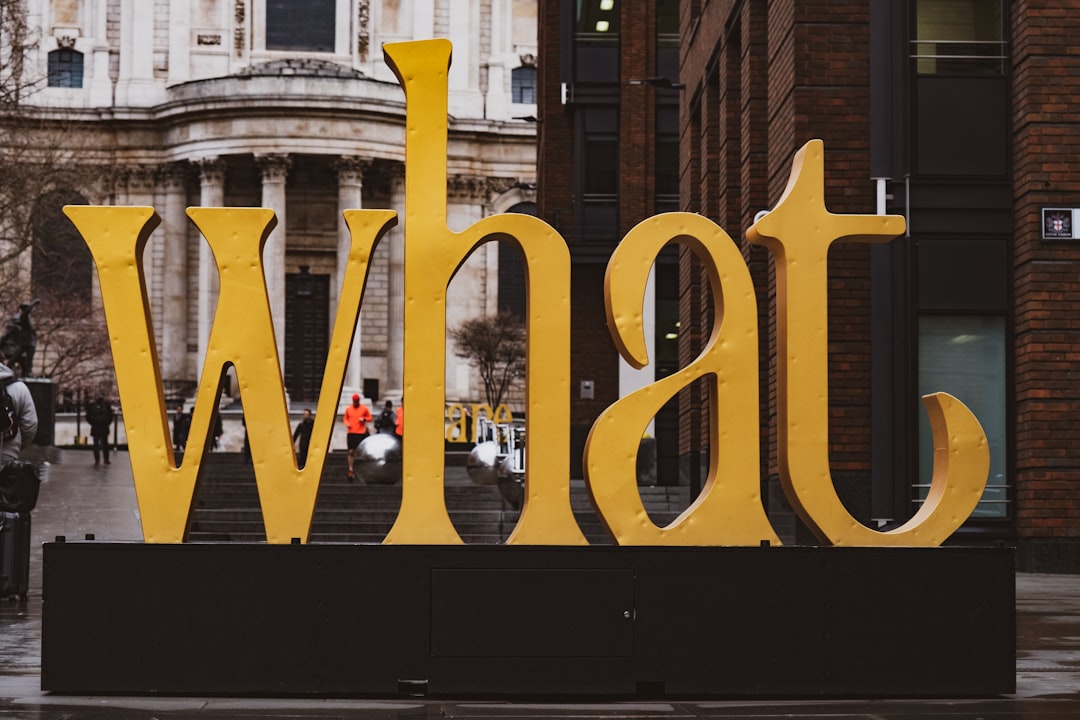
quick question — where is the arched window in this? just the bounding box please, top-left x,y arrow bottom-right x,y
47,49 -> 84,88
511,67 -> 537,104
497,202 -> 537,319
32,190 -> 92,302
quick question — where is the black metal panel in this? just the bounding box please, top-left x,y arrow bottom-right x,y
42,543 -> 1015,698
431,568 -> 633,658
915,77 -> 1009,177
918,236 -> 1009,311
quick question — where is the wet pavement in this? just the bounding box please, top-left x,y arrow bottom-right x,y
2,450 -> 1080,718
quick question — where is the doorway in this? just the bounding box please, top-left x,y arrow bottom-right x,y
285,268 -> 330,402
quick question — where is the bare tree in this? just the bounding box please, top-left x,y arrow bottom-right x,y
0,0 -> 108,262
27,291 -> 114,399
0,1 -> 114,397
449,313 -> 526,410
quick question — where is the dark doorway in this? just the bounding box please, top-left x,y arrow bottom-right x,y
285,268 -> 329,402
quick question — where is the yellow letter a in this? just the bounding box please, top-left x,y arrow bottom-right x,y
584,213 -> 779,546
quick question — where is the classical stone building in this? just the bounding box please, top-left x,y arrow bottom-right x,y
16,0 -> 538,408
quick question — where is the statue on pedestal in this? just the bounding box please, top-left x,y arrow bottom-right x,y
0,299 -> 40,377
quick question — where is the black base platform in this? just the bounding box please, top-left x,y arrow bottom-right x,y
41,542 -> 1015,697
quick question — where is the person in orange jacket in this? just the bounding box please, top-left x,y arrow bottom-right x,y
342,393 -> 372,480
394,404 -> 404,441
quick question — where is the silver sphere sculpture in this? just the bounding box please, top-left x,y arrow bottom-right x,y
466,441 -> 500,485
355,432 -> 402,485
496,456 -> 524,509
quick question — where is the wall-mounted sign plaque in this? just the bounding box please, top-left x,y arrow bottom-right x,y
1042,208 -> 1076,240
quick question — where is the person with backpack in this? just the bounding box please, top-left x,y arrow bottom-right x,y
0,360 -> 39,602
375,400 -> 395,435
85,397 -> 114,466
0,361 -> 37,470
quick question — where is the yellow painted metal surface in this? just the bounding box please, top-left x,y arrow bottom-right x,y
584,213 -> 780,546
65,205 -> 393,543
66,44 -> 988,548
746,139 -> 989,545
383,39 -> 585,545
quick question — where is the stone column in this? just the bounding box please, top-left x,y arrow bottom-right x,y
256,154 -> 291,374
196,158 -> 225,375
385,163 -> 406,398
445,175 -> 488,400
89,0 -> 114,107
168,0 -> 191,85
159,163 -> 190,383
335,157 -> 369,399
116,0 -> 156,105
485,0 -> 509,119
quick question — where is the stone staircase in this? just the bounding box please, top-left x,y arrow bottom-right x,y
188,453 -> 692,544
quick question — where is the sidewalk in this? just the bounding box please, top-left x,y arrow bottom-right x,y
2,449 -> 1080,718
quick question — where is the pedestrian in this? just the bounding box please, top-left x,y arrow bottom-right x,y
394,403 -> 404,442
342,393 -> 371,480
241,415 -> 251,464
293,408 -> 314,467
172,404 -> 190,454
0,360 -> 38,601
375,400 -> 395,434
0,361 -> 37,471
85,396 -> 114,466
212,412 -> 223,451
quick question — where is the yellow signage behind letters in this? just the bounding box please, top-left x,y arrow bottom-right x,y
64,40 -> 989,547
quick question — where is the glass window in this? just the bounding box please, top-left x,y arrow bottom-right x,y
512,67 -> 536,104
583,107 -> 618,195
266,0 -> 336,52
655,106 -> 679,199
657,0 -> 679,40
913,0 -> 1005,76
584,133 -> 618,195
917,315 -> 1008,518
47,49 -> 83,88
576,0 -> 620,37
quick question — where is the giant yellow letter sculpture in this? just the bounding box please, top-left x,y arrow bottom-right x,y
584,214 -> 780,546
64,39 -> 990,548
746,140 -> 989,545
382,39 -> 585,545
64,205 -> 395,543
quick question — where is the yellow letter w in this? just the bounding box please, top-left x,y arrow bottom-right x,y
64,205 -> 396,543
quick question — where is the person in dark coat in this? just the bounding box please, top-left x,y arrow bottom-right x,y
85,397 -> 114,466
292,409 -> 314,467
172,404 -> 190,454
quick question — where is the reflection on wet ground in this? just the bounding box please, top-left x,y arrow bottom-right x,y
2,452 -> 1080,718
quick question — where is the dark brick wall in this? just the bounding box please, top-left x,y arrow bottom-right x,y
539,0 -> 678,477
681,0 -> 876,540
543,0 -> 1080,565
1012,1 -> 1080,550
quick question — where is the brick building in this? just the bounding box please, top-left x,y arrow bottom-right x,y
540,0 -> 1080,570
537,0 -> 682,481
677,0 -> 1080,570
